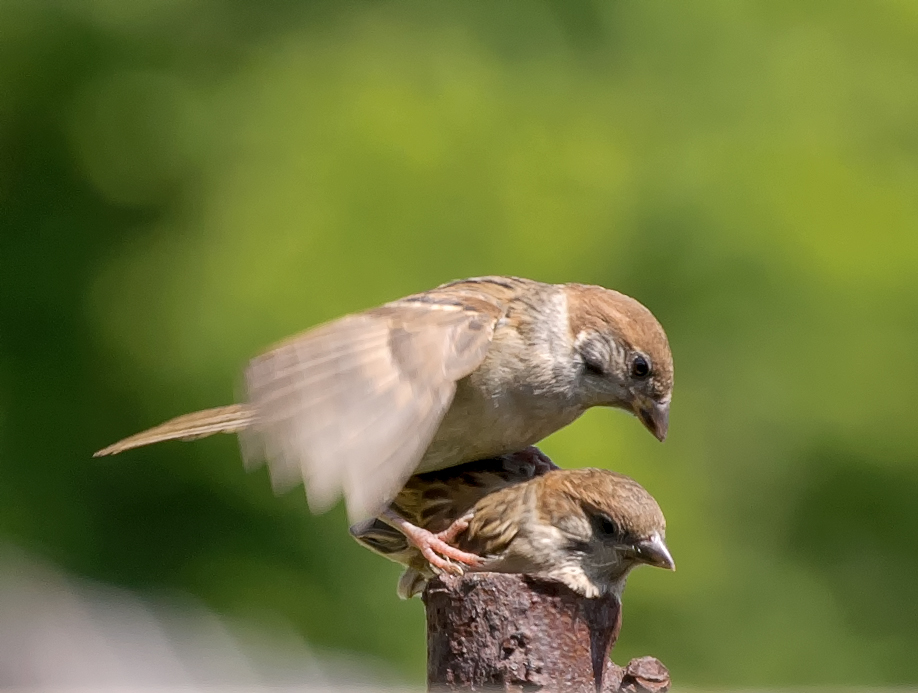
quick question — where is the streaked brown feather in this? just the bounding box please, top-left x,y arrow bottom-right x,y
349,447 -> 556,598
390,447 -> 555,532
458,483 -> 531,558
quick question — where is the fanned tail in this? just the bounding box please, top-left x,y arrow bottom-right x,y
94,404 -> 256,456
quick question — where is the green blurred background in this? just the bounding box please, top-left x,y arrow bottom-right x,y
2,0 -> 918,687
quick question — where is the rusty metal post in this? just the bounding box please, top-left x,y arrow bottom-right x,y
423,573 -> 670,692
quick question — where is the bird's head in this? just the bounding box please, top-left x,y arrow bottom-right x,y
542,468 -> 674,598
565,284 -> 673,441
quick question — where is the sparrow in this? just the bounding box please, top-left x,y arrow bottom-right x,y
94,275 -> 673,535
352,460 -> 674,599
351,446 -> 560,591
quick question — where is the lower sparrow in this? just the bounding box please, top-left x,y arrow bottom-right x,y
351,451 -> 674,599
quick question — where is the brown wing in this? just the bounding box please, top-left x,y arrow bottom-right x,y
392,447 -> 558,533
240,299 -> 500,522
458,482 -> 528,560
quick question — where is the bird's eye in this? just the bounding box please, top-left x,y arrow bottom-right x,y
631,355 -> 651,379
593,513 -> 619,537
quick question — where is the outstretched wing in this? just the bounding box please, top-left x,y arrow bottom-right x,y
240,298 -> 500,521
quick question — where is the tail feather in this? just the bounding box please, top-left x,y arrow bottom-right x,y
94,404 -> 256,457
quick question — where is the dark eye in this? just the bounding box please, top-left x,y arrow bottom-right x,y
631,354 -> 651,379
592,513 -> 619,537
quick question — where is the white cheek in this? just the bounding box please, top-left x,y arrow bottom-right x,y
530,521 -> 605,598
528,524 -> 567,555
546,565 -> 602,599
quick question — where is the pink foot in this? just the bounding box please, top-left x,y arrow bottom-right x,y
382,511 -> 482,575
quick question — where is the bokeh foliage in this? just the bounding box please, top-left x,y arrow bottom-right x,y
2,0 -> 918,686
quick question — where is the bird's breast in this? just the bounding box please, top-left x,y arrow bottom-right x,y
417,286 -> 581,473
416,372 -> 583,474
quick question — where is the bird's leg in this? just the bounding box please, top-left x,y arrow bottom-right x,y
437,512 -> 474,544
380,510 -> 483,575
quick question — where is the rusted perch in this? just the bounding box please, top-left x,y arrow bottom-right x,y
424,573 -> 670,692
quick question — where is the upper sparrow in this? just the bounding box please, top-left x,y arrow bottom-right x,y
95,276 -> 673,522
352,457 -> 674,599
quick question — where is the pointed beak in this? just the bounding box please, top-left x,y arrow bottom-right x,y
635,399 -> 669,442
634,534 -> 675,571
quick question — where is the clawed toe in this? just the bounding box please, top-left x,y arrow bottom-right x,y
437,513 -> 473,544
418,534 -> 482,575
379,509 -> 483,577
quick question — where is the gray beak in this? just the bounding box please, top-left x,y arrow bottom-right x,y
636,399 -> 669,442
634,533 -> 675,571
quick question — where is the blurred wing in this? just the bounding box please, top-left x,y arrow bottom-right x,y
240,301 -> 498,522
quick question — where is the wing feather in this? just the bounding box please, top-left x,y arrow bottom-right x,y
240,301 -> 498,521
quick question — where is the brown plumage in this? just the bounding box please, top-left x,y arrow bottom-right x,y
351,457 -> 673,599
95,276 -> 673,522
391,446 -> 559,533
350,446 -> 558,595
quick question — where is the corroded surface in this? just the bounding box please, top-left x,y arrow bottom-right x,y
606,656 -> 671,693
424,573 -> 667,692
